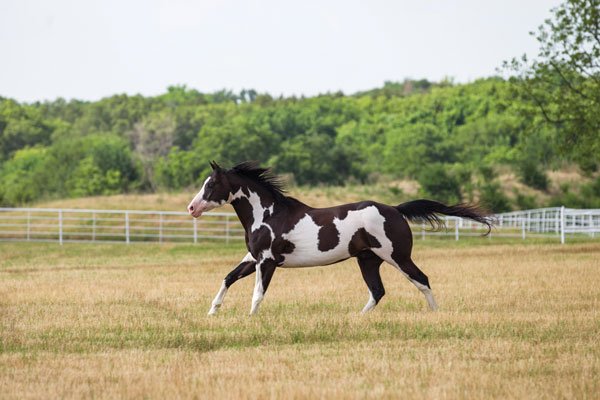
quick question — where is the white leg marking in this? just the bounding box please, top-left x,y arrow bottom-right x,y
413,282 -> 438,311
208,253 -> 255,315
250,263 -> 264,315
208,280 -> 228,315
361,291 -> 377,313
370,245 -> 438,311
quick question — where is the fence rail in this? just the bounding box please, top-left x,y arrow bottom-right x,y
0,207 -> 243,244
0,206 -> 598,245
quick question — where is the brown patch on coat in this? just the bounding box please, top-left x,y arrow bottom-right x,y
317,224 -> 340,251
348,228 -> 382,256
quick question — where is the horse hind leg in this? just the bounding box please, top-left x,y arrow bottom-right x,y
356,251 -> 385,313
371,248 -> 438,311
398,258 -> 438,311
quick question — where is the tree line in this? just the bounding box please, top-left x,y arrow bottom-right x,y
0,77 -> 589,211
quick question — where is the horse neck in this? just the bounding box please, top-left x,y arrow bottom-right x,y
229,182 -> 278,232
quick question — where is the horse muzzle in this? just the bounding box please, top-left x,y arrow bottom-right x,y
187,200 -> 211,218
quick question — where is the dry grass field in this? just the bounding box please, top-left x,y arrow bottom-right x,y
1,239 -> 599,399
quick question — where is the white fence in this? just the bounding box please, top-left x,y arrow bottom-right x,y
0,208 -> 244,244
0,206 -> 598,245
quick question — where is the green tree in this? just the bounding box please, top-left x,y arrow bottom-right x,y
270,133 -> 354,185
0,100 -> 52,160
39,135 -> 137,199
0,147 -> 47,205
505,0 -> 600,172
128,112 -> 176,190
193,112 -> 279,171
155,147 -> 206,190
383,123 -> 450,177
417,164 -> 462,205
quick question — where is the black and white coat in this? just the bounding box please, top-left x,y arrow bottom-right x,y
188,162 -> 491,315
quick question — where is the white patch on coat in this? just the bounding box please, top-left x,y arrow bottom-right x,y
246,190 -> 270,232
192,177 -> 210,203
240,252 -> 255,263
281,206 -> 386,268
229,188 -> 274,234
188,177 -> 224,216
228,188 -> 246,203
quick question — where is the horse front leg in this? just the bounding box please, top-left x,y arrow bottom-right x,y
208,252 -> 255,315
250,257 -> 277,315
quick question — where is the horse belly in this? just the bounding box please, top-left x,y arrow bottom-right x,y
280,246 -> 350,268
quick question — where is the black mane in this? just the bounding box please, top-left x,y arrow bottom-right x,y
229,161 -> 289,201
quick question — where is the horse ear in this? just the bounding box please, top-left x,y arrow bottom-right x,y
209,161 -> 221,171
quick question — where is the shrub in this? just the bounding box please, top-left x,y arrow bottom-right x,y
417,164 -> 462,205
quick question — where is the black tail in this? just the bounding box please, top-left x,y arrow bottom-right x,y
395,199 -> 493,234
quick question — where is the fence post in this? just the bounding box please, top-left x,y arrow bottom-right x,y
226,215 -> 230,244
125,212 -> 130,244
58,210 -> 63,245
455,219 -> 459,241
159,212 -> 163,243
542,210 -> 546,233
92,212 -> 96,242
27,211 -> 31,241
521,215 -> 526,240
560,206 -> 566,244
193,218 -> 198,244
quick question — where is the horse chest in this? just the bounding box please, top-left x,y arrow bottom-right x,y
247,225 -> 274,258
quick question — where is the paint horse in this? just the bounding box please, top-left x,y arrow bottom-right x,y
187,161 -> 492,315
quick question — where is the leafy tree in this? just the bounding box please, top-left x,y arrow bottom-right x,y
155,147 -> 206,190
270,133 -> 355,185
335,119 -> 385,181
0,147 -> 47,205
128,112 -> 176,190
0,100 -> 52,160
416,164 -> 462,205
383,123 -> 450,177
505,0 -> 600,172
40,135 -> 137,198
193,112 -> 279,171
479,181 -> 511,213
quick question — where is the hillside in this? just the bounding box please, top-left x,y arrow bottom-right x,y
30,168 -> 597,212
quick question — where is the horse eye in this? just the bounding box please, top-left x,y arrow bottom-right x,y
207,181 -> 215,189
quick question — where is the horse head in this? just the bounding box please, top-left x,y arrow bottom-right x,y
187,161 -> 233,218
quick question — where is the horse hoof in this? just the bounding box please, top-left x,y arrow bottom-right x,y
207,306 -> 219,315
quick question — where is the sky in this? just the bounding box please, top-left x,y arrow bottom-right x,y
0,0 -> 561,102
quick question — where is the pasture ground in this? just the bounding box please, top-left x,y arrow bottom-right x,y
1,239 -> 599,399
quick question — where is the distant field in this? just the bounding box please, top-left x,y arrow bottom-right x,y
28,166 -> 594,214
31,183 -> 420,212
1,239 -> 599,399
